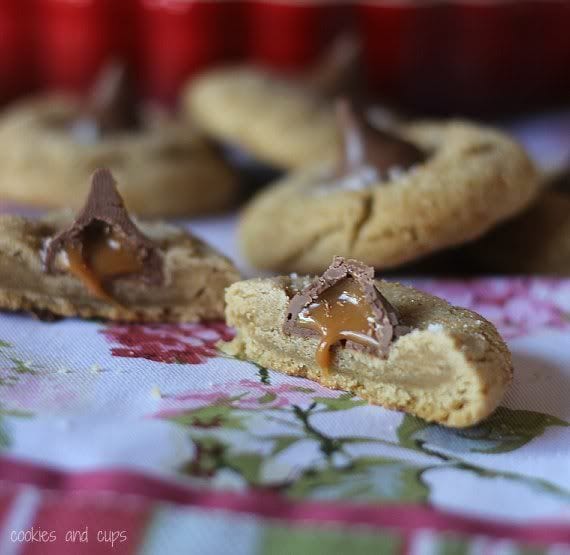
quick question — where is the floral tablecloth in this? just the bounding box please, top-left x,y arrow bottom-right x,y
0,115 -> 569,554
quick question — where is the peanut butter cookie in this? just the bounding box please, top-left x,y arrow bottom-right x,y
221,257 -> 512,428
0,169 -> 240,322
239,103 -> 539,273
184,67 -> 339,170
183,37 -> 363,170
0,64 -> 237,217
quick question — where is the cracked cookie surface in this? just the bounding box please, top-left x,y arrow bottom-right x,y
0,96 -> 237,217
221,275 -> 512,427
239,120 -> 539,273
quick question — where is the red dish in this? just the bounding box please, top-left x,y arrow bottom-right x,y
138,0 -> 244,104
0,0 -> 34,101
1,0 -> 569,114
35,0 -> 128,93
247,0 -> 348,72
357,0 -> 570,114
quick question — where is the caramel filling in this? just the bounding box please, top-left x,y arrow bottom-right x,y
64,225 -> 143,304
297,278 -> 379,374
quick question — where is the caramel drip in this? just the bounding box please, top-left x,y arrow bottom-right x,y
64,227 -> 143,304
297,278 -> 379,375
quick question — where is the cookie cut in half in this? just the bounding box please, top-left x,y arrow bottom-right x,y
0,169 -> 240,322
239,101 -> 539,274
221,257 -> 512,427
0,63 -> 237,217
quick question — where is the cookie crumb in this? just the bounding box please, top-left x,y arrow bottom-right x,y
90,364 -> 102,373
150,386 -> 162,400
57,367 -> 71,374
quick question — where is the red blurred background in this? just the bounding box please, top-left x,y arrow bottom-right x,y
1,0 -> 569,115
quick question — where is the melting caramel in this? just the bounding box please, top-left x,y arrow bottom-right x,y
64,225 -> 143,304
298,278 -> 379,375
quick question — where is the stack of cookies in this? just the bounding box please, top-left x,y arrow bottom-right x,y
0,55 -> 562,429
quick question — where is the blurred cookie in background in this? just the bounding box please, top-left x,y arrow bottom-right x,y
0,63 -> 238,218
464,168 -> 570,276
239,100 -> 539,274
183,36 -> 365,171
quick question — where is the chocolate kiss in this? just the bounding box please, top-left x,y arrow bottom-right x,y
44,168 -> 163,286
335,98 -> 426,178
305,34 -> 362,100
284,256 -> 407,360
83,62 -> 141,134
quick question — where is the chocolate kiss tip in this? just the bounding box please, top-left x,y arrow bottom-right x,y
86,168 -> 125,210
44,167 -> 163,286
91,168 -> 119,195
335,97 -> 353,121
334,98 -> 363,140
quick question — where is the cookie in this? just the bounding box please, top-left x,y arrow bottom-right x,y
0,169 -> 240,322
183,66 -> 338,170
183,35 -> 365,171
239,103 -> 539,274
0,64 -> 237,218
221,257 -> 512,428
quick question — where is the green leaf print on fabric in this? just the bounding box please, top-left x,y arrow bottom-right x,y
0,407 -> 33,449
180,436 -> 226,478
159,375 -> 570,504
258,392 -> 277,405
9,358 -> 37,375
397,411 -> 570,501
0,341 -> 36,448
270,436 -> 302,456
0,419 -> 9,448
181,436 -> 266,485
397,407 -> 569,455
230,453 -> 265,484
260,524 -> 402,555
459,407 -> 569,454
167,402 -> 246,430
312,393 -> 367,411
0,341 -> 38,387
397,414 -> 430,450
257,366 -> 271,385
436,535 -> 470,555
289,457 -> 429,503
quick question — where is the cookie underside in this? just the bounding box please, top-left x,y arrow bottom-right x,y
0,215 -> 239,322
221,277 -> 512,428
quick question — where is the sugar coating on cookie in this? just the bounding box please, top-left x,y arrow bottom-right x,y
0,170 -> 239,322
221,258 -> 512,428
240,119 -> 539,273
